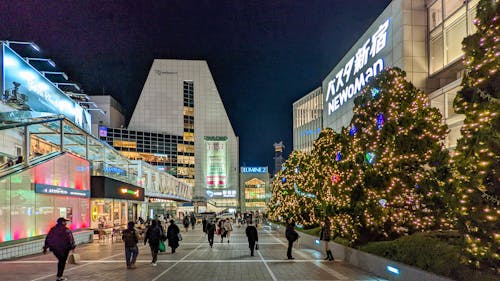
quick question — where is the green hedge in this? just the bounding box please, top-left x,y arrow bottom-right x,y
358,233 -> 498,281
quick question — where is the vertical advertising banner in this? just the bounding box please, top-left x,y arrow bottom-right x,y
205,136 -> 227,190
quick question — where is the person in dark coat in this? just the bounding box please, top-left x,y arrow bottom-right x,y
166,219 -> 180,253
320,219 -> 334,261
202,217 -> 208,234
285,220 -> 299,260
144,220 -> 163,266
182,216 -> 190,232
42,217 -> 76,281
190,214 -> 196,230
206,220 -> 216,248
245,221 -> 259,256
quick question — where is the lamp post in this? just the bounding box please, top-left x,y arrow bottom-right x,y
53,82 -> 81,91
2,40 -> 40,52
25,57 -> 56,67
41,71 -> 69,80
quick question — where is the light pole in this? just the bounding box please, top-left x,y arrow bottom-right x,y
41,71 -> 69,80
25,57 -> 56,68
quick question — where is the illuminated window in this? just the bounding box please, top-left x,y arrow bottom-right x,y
444,0 -> 463,18
429,0 -> 442,31
183,106 -> 194,116
183,132 -> 194,142
113,140 -> 137,149
444,8 -> 467,64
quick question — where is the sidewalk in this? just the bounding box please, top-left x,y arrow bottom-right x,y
0,224 -> 387,281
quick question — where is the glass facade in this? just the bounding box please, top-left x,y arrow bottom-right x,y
0,153 -> 90,242
239,168 -> 270,212
428,0 -> 480,74
293,87 -> 323,153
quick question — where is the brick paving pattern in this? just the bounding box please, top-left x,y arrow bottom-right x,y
0,224 -> 387,281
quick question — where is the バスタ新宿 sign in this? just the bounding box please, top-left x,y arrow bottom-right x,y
325,19 -> 390,116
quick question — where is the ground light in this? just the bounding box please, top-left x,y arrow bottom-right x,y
386,265 -> 400,275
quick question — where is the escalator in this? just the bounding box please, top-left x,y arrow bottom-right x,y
0,151 -> 65,180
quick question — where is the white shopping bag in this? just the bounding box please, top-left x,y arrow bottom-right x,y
68,253 -> 80,264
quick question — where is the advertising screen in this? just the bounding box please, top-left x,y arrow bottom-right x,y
2,45 -> 91,132
205,136 -> 227,191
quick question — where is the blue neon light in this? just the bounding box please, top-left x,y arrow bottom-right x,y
386,265 -> 400,275
315,239 -> 320,245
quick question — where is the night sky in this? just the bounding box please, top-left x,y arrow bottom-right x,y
0,0 -> 391,171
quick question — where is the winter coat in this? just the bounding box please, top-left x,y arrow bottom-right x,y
319,225 -> 331,241
285,225 -> 299,242
245,225 -> 258,243
144,225 -> 163,246
166,223 -> 180,249
122,227 -> 139,247
206,223 -> 215,238
44,224 -> 76,252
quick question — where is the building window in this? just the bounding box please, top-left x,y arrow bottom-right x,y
444,8 -> 467,64
430,31 -> 444,73
444,0 -> 464,18
429,0 -> 443,31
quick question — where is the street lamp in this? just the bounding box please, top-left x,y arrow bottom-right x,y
25,57 -> 56,67
2,40 -> 40,52
53,82 -> 81,91
41,71 -> 69,80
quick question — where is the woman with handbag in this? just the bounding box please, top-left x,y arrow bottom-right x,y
166,219 -> 180,254
320,218 -> 334,261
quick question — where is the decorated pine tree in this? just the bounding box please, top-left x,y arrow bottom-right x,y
310,128 -> 359,242
452,0 -> 499,271
348,67 -> 455,242
269,150 -> 316,226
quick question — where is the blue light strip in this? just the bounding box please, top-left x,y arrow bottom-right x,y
386,265 -> 400,275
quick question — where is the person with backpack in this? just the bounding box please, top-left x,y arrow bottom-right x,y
42,217 -> 76,281
182,216 -> 190,232
122,221 -> 139,269
285,220 -> 299,260
144,219 -> 163,266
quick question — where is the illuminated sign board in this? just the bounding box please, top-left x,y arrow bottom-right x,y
91,176 -> 145,201
206,189 -> 236,198
325,19 -> 390,116
34,184 -> 90,198
98,126 -> 107,137
2,45 -> 91,132
120,188 -> 140,198
205,136 -> 227,189
241,167 -> 268,174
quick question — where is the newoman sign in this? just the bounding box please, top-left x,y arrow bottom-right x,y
325,19 -> 390,116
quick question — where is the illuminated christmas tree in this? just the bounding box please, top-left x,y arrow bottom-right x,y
269,150 -> 316,226
348,67 -> 454,242
452,0 -> 499,271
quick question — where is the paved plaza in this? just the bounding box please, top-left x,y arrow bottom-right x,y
0,225 -> 387,281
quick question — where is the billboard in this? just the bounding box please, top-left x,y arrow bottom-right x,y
205,136 -> 227,190
1,44 -> 91,132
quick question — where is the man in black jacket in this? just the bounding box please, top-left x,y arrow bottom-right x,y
206,220 -> 216,248
245,221 -> 259,256
285,220 -> 299,260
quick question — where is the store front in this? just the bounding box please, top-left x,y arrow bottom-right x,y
90,176 -> 144,229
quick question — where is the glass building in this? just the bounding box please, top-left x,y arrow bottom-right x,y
239,167 -> 270,212
104,59 -> 239,210
292,87 -> 323,153
294,0 -> 478,151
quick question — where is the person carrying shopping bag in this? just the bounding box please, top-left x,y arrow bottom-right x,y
144,220 -> 164,266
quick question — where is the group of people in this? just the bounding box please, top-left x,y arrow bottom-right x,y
40,215 -> 333,280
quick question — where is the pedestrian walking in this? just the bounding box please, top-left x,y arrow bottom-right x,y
224,218 -> 233,243
245,221 -> 258,256
166,219 -> 180,253
190,213 -> 196,230
206,220 -> 215,248
202,217 -> 208,234
182,216 -> 190,232
285,220 -> 299,260
144,220 -> 163,266
42,217 -> 76,281
122,221 -> 139,269
218,219 -> 226,243
320,219 -> 334,261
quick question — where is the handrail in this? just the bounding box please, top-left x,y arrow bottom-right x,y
0,151 -> 64,180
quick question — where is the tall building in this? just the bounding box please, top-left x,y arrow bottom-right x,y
239,166 -> 270,212
89,95 -> 126,136
102,59 -> 239,208
293,0 -> 477,151
273,141 -> 285,176
292,87 -> 323,152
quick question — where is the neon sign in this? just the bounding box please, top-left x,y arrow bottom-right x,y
325,19 -> 390,115
34,184 -> 90,198
241,167 -> 268,173
120,188 -> 140,198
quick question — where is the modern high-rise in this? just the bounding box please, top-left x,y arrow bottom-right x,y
273,141 -> 285,176
293,0 -> 479,151
102,60 -> 239,208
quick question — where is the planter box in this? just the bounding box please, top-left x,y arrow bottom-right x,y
270,223 -> 454,281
